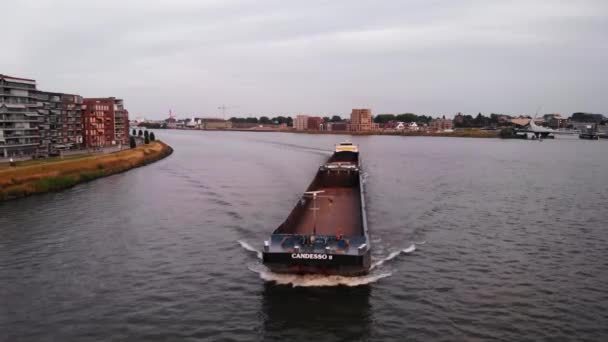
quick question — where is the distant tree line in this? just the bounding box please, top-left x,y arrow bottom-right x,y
324,115 -> 344,122
373,113 -> 433,125
454,113 -> 513,128
229,116 -> 294,126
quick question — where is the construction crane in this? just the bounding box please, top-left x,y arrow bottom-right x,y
218,105 -> 238,120
168,109 -> 177,122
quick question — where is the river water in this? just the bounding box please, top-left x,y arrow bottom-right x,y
1,131 -> 607,341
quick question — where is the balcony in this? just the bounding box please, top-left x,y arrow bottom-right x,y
0,142 -> 40,148
1,126 -> 39,131
3,134 -> 40,139
1,82 -> 36,91
0,117 -> 40,123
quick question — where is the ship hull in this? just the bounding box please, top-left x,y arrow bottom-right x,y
262,143 -> 371,276
263,250 -> 372,276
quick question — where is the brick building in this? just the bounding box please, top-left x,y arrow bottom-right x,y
430,116 -> 453,131
453,113 -> 465,125
307,117 -> 323,130
329,122 -> 348,131
202,118 -> 232,129
82,98 -> 129,147
349,108 -> 378,131
543,114 -> 568,129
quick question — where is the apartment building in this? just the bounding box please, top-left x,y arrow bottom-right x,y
113,98 -> 129,145
62,94 -> 85,147
430,117 -> 453,131
0,74 -> 41,158
294,115 -> 310,131
36,92 -> 84,155
36,91 -> 61,154
307,117 -> 323,130
82,98 -> 129,147
349,108 -> 378,131
1,74 -> 130,156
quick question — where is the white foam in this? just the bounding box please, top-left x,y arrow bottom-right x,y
370,243 -> 417,270
241,241 -> 419,286
248,264 -> 391,287
237,240 -> 262,259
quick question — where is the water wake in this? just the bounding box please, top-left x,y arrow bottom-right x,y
239,240 -> 418,286
370,243 -> 417,270
252,140 -> 333,156
237,240 -> 262,259
248,264 -> 391,287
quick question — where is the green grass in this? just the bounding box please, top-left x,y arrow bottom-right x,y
5,188 -> 27,199
1,141 -> 173,201
79,170 -> 106,182
33,175 -> 79,192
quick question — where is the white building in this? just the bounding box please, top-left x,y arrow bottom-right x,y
294,115 -> 310,131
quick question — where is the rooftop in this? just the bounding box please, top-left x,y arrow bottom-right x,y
0,74 -> 36,84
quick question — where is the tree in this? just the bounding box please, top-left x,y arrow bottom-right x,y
472,113 -> 491,127
259,116 -> 271,124
150,132 -> 155,141
132,129 -> 136,136
138,130 -> 143,137
374,114 -> 396,124
330,115 -> 342,122
144,130 -> 149,139
129,136 -> 137,148
270,116 -> 289,125
144,135 -> 150,144
395,113 -> 418,123
417,115 -> 433,124
270,116 -> 291,125
323,116 -> 331,123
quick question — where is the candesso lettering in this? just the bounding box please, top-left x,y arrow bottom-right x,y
291,253 -> 332,260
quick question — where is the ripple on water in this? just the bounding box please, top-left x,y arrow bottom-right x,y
2,132 -> 608,341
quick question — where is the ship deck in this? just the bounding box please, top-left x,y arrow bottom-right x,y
290,187 -> 362,236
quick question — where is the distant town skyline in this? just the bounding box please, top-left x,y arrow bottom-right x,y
3,0 -> 607,119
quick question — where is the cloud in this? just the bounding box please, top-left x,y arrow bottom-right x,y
2,0 -> 607,118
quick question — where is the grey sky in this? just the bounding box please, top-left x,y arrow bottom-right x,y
3,0 -> 607,119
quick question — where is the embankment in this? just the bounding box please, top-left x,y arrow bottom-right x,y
0,141 -> 173,201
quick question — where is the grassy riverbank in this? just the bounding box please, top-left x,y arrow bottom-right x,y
0,141 -> 173,201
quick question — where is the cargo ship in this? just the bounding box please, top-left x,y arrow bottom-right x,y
262,142 -> 371,276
